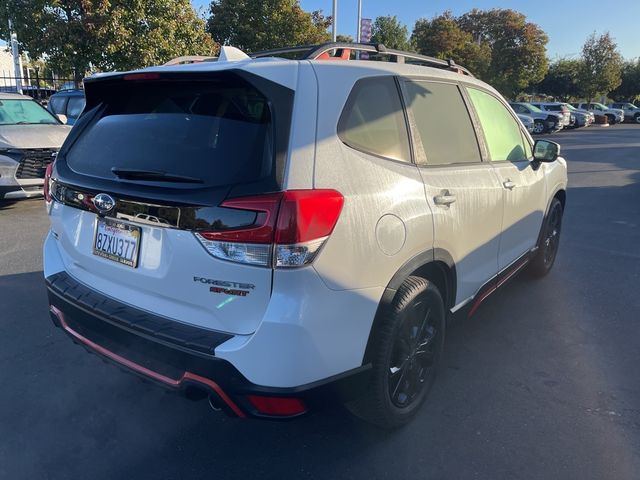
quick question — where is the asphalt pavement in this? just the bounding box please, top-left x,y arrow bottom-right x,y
1,125 -> 639,479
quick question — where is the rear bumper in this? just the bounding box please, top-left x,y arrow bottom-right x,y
46,271 -> 371,419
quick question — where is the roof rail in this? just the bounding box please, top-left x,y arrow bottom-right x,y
251,42 -> 473,77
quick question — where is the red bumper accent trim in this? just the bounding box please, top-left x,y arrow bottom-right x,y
49,305 -> 246,418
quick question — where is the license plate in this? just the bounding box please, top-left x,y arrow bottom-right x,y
93,218 -> 141,268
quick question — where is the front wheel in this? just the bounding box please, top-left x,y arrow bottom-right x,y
634,113 -> 640,124
529,198 -> 563,277
347,276 -> 445,429
533,120 -> 545,134
606,114 -> 616,124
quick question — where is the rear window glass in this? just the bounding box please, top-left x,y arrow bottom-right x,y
48,95 -> 67,114
338,76 -> 410,162
67,96 -> 85,117
66,80 -> 274,188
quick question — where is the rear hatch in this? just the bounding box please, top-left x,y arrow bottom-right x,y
48,69 -> 294,335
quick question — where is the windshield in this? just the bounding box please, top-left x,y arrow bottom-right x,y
566,104 -> 577,111
524,103 -> 543,113
0,99 -> 59,125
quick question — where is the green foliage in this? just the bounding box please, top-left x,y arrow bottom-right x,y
207,0 -> 330,53
412,9 -> 548,97
411,11 -> 490,78
458,9 -> 548,97
537,59 -> 583,101
578,32 -> 623,102
370,15 -> 410,51
336,34 -> 354,43
1,0 -> 217,76
610,60 -> 640,102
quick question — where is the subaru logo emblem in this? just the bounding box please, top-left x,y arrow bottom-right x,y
93,193 -> 115,213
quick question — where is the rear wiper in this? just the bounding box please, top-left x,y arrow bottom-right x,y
111,168 -> 203,184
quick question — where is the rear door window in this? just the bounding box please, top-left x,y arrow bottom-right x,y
403,80 -> 481,166
467,88 -> 527,162
66,79 -> 276,188
338,76 -> 411,162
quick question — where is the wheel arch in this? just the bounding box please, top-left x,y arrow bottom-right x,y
362,248 -> 456,365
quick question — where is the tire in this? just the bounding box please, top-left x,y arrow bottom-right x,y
533,120 -> 545,134
529,198 -> 563,277
347,276 -> 445,429
606,114 -> 616,125
635,113 -> 640,124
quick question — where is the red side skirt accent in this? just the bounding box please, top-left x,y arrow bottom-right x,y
49,305 -> 246,418
467,255 -> 531,318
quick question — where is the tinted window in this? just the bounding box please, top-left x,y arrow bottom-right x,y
546,105 -> 561,111
338,77 -> 410,162
66,96 -> 85,117
468,88 -> 526,162
404,81 -> 481,166
67,80 -> 275,188
48,95 -> 67,114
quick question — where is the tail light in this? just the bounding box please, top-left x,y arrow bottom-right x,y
195,190 -> 344,268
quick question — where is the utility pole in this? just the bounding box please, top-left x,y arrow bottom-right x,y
356,0 -> 362,43
332,0 -> 337,41
8,18 -> 22,94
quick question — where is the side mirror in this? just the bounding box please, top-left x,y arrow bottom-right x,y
533,139 -> 560,162
56,114 -> 68,124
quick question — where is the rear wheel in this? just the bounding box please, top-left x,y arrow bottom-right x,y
348,276 -> 445,429
529,198 -> 563,277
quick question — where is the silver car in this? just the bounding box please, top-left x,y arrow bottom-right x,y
0,93 -> 70,200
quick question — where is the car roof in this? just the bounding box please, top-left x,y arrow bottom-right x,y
0,92 -> 35,100
85,54 -> 497,95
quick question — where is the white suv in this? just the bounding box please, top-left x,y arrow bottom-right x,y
43,44 -> 567,428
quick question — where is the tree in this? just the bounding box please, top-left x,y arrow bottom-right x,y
411,12 -> 490,78
207,0 -> 330,53
1,0 -> 217,78
578,32 -> 623,103
610,60 -> 640,102
370,15 -> 410,51
457,9 -> 549,97
336,34 -> 354,43
537,58 -> 583,101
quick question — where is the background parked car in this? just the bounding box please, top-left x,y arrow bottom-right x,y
0,92 -> 70,200
609,102 -> 640,123
510,102 -> 563,134
530,102 -> 572,128
565,103 -> 596,125
573,102 -> 623,124
47,89 -> 85,125
517,113 -> 535,133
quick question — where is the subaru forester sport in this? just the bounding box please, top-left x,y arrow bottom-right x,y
44,44 -> 567,428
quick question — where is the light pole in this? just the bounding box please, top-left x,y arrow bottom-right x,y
8,18 -> 22,94
356,0 -> 362,43
332,0 -> 337,41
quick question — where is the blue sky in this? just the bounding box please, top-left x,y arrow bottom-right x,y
193,0 -> 640,60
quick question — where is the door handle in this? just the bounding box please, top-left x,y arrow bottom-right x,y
434,190 -> 457,206
503,180 -> 516,190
